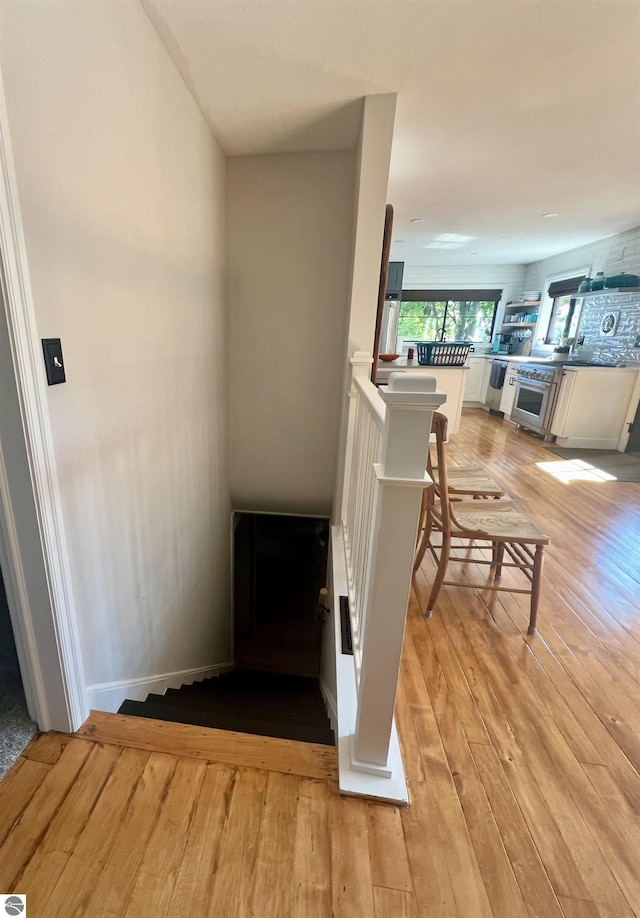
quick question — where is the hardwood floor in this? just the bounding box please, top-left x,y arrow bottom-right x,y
1,408 -> 639,916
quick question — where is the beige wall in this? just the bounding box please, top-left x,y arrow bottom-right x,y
403,263 -> 527,329
227,151 -> 355,515
0,1 -> 232,692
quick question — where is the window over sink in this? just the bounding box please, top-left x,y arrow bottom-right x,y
397,288 -> 501,344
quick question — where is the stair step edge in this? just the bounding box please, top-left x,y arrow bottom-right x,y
76,710 -> 337,780
118,700 -> 334,747
145,693 -> 331,726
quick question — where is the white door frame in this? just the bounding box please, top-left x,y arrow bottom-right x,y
0,70 -> 87,732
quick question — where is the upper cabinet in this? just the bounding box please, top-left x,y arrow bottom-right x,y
500,300 -> 540,331
386,262 -> 404,300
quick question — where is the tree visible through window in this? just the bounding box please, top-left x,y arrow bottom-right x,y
398,299 -> 497,343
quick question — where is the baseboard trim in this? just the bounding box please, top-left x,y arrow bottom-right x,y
319,679 -> 338,735
86,662 -> 235,713
553,436 -> 623,451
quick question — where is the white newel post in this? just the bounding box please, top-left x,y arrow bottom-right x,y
351,371 -> 446,775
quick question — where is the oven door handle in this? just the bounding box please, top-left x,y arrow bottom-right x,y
516,376 -> 552,389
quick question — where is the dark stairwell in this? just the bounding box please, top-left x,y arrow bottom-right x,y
118,514 -> 334,746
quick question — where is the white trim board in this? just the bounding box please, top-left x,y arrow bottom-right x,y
330,525 -> 409,805
0,447 -> 41,722
87,661 -> 235,713
0,66 -> 87,731
319,678 -> 338,736
554,436 -> 628,450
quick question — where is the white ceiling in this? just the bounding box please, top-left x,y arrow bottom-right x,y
144,0 -> 640,267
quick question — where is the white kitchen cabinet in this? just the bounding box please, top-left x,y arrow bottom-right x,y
463,357 -> 490,404
499,361 -> 520,417
550,367 -> 640,449
428,367 -> 467,435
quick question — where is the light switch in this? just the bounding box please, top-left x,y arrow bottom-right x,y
42,338 -> 66,385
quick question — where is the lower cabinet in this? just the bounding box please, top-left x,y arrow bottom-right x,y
550,368 -> 639,449
464,357 -> 490,403
429,367 -> 467,435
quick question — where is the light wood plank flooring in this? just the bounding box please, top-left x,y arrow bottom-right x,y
1,408 -> 639,916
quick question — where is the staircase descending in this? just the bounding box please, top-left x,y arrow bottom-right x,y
117,668 -> 335,746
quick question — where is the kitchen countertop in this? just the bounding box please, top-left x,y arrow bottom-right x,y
472,354 -> 635,369
378,354 -> 635,372
377,356 -> 469,370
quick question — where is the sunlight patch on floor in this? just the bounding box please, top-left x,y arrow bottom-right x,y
536,459 -> 617,483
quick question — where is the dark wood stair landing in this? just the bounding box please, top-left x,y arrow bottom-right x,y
117,668 -> 334,746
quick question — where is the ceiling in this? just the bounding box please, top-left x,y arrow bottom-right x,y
144,0 -> 640,267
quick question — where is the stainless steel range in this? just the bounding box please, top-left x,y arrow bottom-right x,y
511,363 -> 563,438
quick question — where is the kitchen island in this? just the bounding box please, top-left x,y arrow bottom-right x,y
375,358 -> 467,435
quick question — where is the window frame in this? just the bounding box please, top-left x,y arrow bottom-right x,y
537,267 -> 591,354
397,289 -> 501,344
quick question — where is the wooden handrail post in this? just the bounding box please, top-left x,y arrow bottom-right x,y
351,372 -> 446,774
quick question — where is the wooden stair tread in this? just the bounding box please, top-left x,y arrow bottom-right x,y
130,697 -> 334,744
76,710 -> 337,780
115,668 -> 334,749
168,677 -> 326,703
158,690 -> 330,722
205,669 -> 321,692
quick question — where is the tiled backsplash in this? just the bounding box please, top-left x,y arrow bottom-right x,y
574,291 -> 640,366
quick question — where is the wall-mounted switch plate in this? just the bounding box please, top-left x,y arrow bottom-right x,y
41,338 -> 66,385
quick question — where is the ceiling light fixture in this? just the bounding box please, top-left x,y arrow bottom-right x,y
435,233 -> 473,243
410,218 -> 424,223
542,213 -> 559,218
395,239 -> 405,244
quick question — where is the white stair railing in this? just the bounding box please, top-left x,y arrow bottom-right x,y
336,351 -> 446,793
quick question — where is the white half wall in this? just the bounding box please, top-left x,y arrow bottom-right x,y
347,94 -> 397,355
227,151 -> 355,515
331,94 -> 397,522
0,2 -> 232,693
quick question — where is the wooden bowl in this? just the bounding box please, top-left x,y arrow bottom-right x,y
379,353 -> 400,362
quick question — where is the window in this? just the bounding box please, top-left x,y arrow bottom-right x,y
544,276 -> 585,345
545,294 -> 574,345
397,288 -> 501,343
